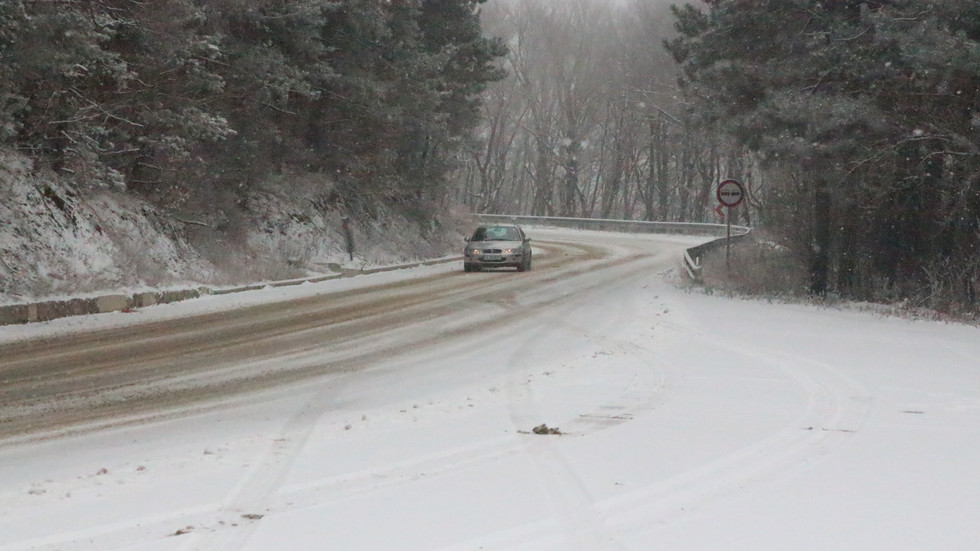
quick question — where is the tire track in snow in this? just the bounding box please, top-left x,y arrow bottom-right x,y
468,234 -> 874,543
595,324 -> 874,533
175,380 -> 359,551
498,251 -> 680,551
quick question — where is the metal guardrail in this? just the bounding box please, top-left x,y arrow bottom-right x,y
681,233 -> 753,281
472,214 -> 750,282
472,214 -> 747,237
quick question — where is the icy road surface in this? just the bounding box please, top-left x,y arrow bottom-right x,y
1,228 -> 978,551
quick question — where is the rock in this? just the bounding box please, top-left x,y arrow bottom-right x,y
532,424 -> 561,435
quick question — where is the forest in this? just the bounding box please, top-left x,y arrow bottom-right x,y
1,0 -> 978,313
466,0 -> 979,313
0,0 -> 505,223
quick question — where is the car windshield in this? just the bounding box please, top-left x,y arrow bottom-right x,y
472,226 -> 520,241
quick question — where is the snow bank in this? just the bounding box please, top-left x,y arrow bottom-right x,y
0,149 -> 464,305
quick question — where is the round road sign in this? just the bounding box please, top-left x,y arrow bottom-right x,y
717,179 -> 745,208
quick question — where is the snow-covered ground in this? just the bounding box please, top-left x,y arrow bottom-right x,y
1,228 -> 978,551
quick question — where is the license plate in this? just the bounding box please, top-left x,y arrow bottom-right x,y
482,254 -> 502,261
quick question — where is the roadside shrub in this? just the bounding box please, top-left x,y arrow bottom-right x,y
699,232 -> 809,298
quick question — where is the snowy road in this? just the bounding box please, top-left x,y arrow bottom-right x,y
1,228 -> 979,551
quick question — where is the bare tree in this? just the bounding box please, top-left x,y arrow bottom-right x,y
469,0 -> 732,222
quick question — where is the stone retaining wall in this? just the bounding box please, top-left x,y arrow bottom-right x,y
0,289 -> 205,325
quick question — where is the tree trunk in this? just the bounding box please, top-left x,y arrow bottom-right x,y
810,179 -> 832,296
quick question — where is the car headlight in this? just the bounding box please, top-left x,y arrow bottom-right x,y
466,248 -> 481,255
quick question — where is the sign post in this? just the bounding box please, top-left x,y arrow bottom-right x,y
716,179 -> 745,270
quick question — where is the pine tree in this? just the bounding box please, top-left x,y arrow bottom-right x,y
1,0 -> 506,228
0,1 -> 232,195
668,0 -> 980,308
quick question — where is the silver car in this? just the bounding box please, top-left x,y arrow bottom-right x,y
463,224 -> 532,272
